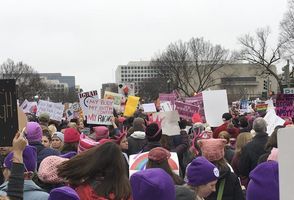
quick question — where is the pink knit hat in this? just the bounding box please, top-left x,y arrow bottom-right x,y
78,134 -> 100,154
38,155 -> 68,184
198,138 -> 226,161
92,126 -> 109,141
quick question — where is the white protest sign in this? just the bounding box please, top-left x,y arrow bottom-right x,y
160,101 -> 173,112
129,152 -> 179,177
86,99 -> 114,125
278,127 -> 294,199
65,108 -> 74,121
142,103 -> 157,113
36,100 -> 64,121
152,111 -> 180,136
202,90 -> 229,127
20,99 -> 37,114
104,91 -> 123,112
263,109 -> 285,136
78,90 -> 99,116
118,83 -> 135,97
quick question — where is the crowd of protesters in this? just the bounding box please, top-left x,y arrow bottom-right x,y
0,102 -> 285,200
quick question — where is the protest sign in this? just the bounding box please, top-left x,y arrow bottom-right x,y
152,111 -> 181,136
184,93 -> 206,123
175,101 -> 199,120
202,90 -> 229,127
118,83 -> 135,97
278,127 -> 294,199
78,90 -> 99,116
129,152 -> 179,176
240,99 -> 250,114
142,103 -> 157,113
263,109 -> 285,136
0,79 -> 18,146
283,87 -> 294,94
104,91 -> 123,111
159,92 -> 177,109
256,103 -> 268,112
160,101 -> 173,112
36,100 -> 65,122
124,96 -> 140,117
86,99 -> 114,125
275,94 -> 294,118
20,99 -> 37,114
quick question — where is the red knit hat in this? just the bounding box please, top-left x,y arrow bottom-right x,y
192,113 -> 202,124
148,147 -> 171,163
64,128 -> 80,143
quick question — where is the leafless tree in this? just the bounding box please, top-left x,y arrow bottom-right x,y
280,0 -> 294,62
238,27 -> 285,92
0,59 -> 48,101
151,38 -> 230,96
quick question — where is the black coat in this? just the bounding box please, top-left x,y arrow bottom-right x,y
238,132 -> 269,178
206,165 -> 244,200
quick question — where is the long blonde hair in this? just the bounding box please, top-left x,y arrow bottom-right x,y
235,132 -> 253,156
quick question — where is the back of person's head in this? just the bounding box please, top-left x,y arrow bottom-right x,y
218,131 -> 230,144
132,117 -> 146,132
49,186 -> 80,200
265,125 -> 284,151
253,117 -> 267,133
178,119 -> 187,130
239,116 -> 249,128
186,156 -> 219,187
57,142 -> 131,199
198,138 -> 226,162
235,132 -> 253,156
222,112 -> 232,122
130,168 -> 176,200
39,113 -> 50,125
145,123 -> 162,142
247,161 -> 279,200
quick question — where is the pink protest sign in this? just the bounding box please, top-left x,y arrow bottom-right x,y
276,94 -> 294,118
159,92 -> 178,109
175,101 -> 200,120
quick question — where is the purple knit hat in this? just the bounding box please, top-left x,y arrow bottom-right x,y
186,156 -> 219,186
130,168 -> 176,200
247,161 -> 279,200
49,186 -> 80,200
4,145 -> 37,172
26,122 -> 43,143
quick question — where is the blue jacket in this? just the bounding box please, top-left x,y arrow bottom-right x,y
0,180 -> 49,200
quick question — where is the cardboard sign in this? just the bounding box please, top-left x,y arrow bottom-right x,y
36,100 -> 65,122
129,152 -> 179,177
142,103 -> 157,113
118,83 -> 135,97
175,101 -> 199,120
152,111 -> 181,136
104,91 -> 123,112
160,101 -> 173,112
0,79 -> 18,146
263,109 -> 285,136
17,106 -> 27,131
124,96 -> 140,117
202,90 -> 229,127
78,90 -> 99,116
275,98 -> 294,118
278,127 -> 294,199
86,99 -> 114,125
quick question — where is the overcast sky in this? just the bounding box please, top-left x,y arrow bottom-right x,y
0,0 -> 289,92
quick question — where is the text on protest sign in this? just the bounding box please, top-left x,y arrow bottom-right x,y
184,93 -> 206,122
86,99 -> 114,125
78,90 -> 99,116
20,99 -> 37,114
104,91 -> 123,112
159,93 -> 178,109
275,94 -> 294,118
36,100 -> 65,122
175,101 -> 199,120
0,79 -> 18,146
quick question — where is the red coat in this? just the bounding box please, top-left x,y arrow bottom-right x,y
213,122 -> 239,138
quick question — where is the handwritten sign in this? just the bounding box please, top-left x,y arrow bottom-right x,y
160,101 -> 173,112
275,94 -> 294,118
0,79 -> 18,146
36,100 -> 65,122
78,90 -> 99,116
142,103 -> 157,113
175,101 -> 199,120
104,91 -> 123,112
86,99 -> 114,125
263,109 -> 285,136
20,99 -> 37,114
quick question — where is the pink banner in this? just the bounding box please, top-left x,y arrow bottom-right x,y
276,94 -> 294,118
175,101 -> 200,120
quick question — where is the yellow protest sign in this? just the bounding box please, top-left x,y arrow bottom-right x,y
123,96 -> 140,117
